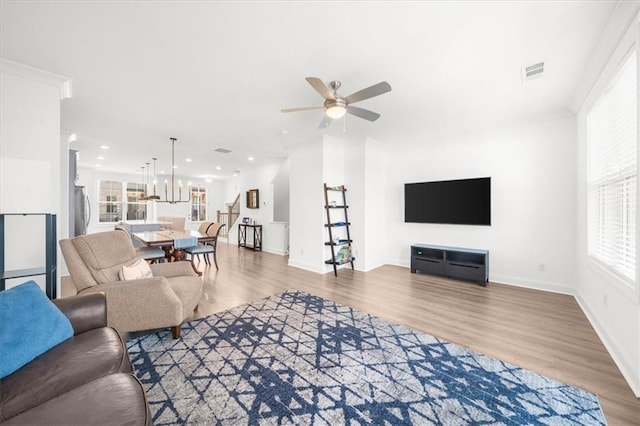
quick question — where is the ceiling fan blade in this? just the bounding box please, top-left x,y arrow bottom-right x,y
306,77 -> 335,100
318,115 -> 331,128
347,105 -> 381,121
281,106 -> 323,113
344,81 -> 392,104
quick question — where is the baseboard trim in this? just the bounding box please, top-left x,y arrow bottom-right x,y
263,247 -> 287,256
386,260 -> 575,296
287,259 -> 324,274
574,291 -> 640,398
490,274 -> 575,296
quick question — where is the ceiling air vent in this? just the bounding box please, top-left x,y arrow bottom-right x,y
214,148 -> 232,154
521,61 -> 545,83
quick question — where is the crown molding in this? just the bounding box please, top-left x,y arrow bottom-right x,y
0,58 -> 72,100
571,1 -> 640,112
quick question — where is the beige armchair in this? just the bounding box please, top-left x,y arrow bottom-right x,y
59,230 -> 203,338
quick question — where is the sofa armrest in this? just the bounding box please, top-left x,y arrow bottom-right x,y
53,292 -> 107,335
150,261 -> 200,278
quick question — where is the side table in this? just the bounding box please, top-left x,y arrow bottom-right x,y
238,224 -> 262,251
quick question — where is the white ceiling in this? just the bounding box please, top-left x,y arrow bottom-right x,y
0,1 -> 615,181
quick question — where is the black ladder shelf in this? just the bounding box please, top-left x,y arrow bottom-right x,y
323,183 -> 354,276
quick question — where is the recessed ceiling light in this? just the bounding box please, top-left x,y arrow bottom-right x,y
97,156 -> 104,160
68,133 -> 77,143
185,158 -> 192,162
100,145 -> 109,150
248,156 -> 254,161
280,130 -> 288,135
160,170 -> 166,174
172,165 -> 178,169
205,178 -> 213,183
215,166 -> 221,170
233,173 -> 238,177
95,164 -> 102,168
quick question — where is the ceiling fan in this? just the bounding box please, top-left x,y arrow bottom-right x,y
281,77 -> 392,128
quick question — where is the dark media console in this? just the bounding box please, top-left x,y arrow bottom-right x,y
411,244 -> 488,286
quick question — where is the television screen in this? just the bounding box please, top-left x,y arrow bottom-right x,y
404,177 -> 491,225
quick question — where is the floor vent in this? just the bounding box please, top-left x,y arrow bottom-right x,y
521,61 -> 545,83
214,148 -> 232,154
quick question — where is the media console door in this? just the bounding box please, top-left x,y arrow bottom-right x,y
411,244 -> 488,286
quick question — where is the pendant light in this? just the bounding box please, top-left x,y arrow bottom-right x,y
156,137 -> 191,204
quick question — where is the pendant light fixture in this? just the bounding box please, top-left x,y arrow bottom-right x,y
138,165 -> 146,199
156,137 -> 191,204
148,157 -> 160,200
140,160 -> 160,201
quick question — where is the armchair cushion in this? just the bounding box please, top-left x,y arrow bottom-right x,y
0,281 -> 74,379
72,231 -> 138,283
78,278 -> 184,333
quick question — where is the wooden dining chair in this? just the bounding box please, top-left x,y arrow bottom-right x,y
184,222 -> 225,269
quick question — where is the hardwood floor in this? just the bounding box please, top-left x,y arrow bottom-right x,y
191,243 -> 640,425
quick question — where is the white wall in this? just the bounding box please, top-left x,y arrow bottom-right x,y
291,125 -> 577,279
323,135 -> 347,273
225,160 -> 289,255
342,136 -> 390,273
272,157 -> 290,223
383,116 -> 577,294
0,59 -> 70,294
288,118 -> 577,285
574,5 -> 640,397
362,137 -> 388,271
288,138 -> 324,271
223,177 -> 241,205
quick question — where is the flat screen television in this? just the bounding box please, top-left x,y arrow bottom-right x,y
404,177 -> 491,225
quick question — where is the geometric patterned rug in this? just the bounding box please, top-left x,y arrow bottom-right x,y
126,291 -> 607,425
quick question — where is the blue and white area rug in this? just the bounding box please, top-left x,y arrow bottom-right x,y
127,291 -> 606,425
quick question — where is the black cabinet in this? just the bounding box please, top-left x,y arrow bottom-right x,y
411,244 -> 488,286
0,213 -> 57,298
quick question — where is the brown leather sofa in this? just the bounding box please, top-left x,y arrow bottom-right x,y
0,292 -> 151,425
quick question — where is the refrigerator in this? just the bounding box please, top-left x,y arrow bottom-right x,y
74,185 -> 91,236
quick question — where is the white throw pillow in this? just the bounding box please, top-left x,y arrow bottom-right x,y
119,258 -> 153,280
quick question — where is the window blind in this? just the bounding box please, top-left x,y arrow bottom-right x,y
587,50 -> 638,283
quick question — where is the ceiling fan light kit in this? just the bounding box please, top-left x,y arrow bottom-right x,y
325,99 -> 347,119
282,77 -> 391,127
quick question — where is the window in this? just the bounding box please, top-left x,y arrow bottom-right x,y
99,180 -> 123,222
587,50 -> 638,284
98,180 -> 148,223
126,182 -> 147,221
191,186 -> 207,221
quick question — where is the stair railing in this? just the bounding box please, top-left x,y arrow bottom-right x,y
217,193 -> 241,237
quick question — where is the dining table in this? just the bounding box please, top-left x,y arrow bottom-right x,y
132,230 -> 215,274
